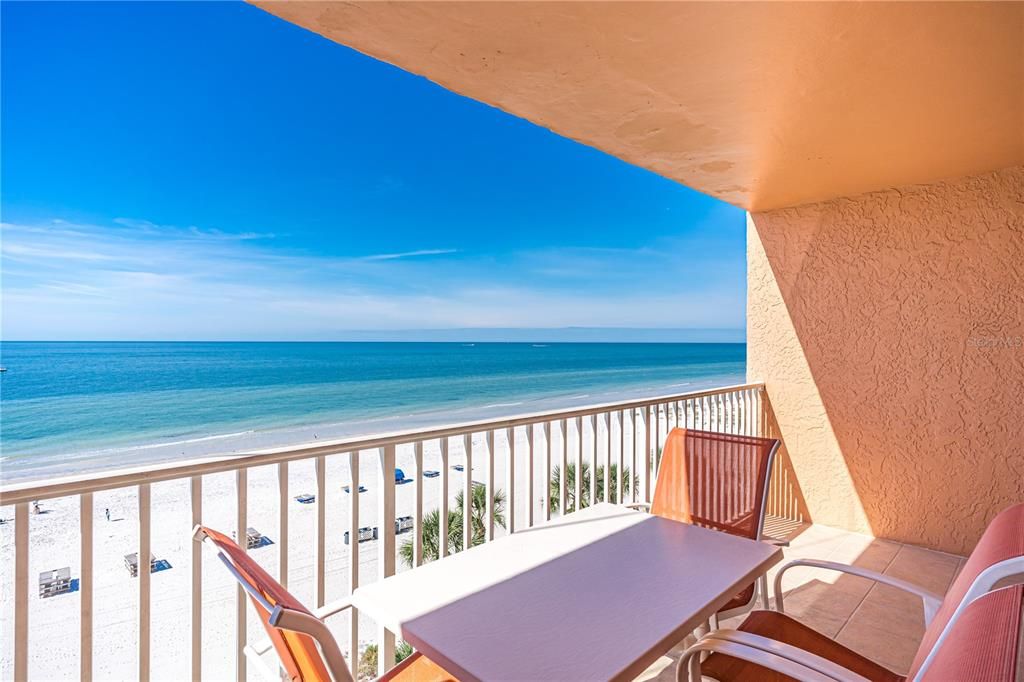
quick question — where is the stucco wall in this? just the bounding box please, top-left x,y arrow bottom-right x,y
748,166 -> 1024,554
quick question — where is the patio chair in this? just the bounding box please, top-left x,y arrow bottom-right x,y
195,525 -> 456,682
680,502 -> 1024,681
631,427 -> 781,620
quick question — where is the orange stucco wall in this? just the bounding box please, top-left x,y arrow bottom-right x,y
747,166 -> 1024,554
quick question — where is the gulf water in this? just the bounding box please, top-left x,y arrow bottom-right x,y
0,342 -> 744,480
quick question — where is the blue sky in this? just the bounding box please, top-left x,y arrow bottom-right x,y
1,1 -> 746,341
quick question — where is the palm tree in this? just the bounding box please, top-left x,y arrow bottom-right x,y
357,642 -> 413,680
399,484 -> 506,568
548,462 -> 638,514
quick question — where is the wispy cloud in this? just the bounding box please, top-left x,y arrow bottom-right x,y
0,218 -> 743,340
359,248 -> 458,261
112,217 -> 275,241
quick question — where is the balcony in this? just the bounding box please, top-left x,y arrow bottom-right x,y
0,383 -> 967,680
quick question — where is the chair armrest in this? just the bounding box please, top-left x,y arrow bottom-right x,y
623,503 -> 650,511
312,596 -> 354,620
676,632 -> 870,682
774,559 -> 943,625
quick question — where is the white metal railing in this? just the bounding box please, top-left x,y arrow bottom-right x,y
0,382 -> 770,681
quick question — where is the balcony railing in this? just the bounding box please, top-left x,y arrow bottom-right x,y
1,382 -> 797,681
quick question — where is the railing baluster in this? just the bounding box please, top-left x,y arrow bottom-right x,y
377,445 -> 396,675
277,462 -> 288,587
347,451 -> 360,677
655,402 -> 662,467
314,455 -> 326,608
139,483 -> 152,682
14,502 -> 28,682
542,422 -> 552,522
506,427 -> 516,533
525,426 -> 534,528
744,389 -> 752,435
234,471 -> 246,682
189,477 -> 202,680
485,430 -> 496,541
643,406 -> 651,503
618,410 -> 625,504
462,434 -> 473,550
626,409 -> 634,499
413,441 -> 424,565
559,419 -> 568,514
439,439 -> 449,557
81,493 -> 93,682
598,411 -> 606,501
573,416 -> 582,512
588,415 -> 596,507
758,386 -> 766,437
751,388 -> 757,435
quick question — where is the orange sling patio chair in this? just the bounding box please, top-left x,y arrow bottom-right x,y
194,525 -> 457,682
679,502 -> 1024,682
631,427 -> 782,621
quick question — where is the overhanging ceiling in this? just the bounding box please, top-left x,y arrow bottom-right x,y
252,1 -> 1024,211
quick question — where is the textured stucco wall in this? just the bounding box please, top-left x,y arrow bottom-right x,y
748,166 -> 1024,554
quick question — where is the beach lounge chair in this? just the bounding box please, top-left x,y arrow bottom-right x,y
630,428 -> 781,621
39,567 -> 72,598
246,527 -> 264,550
295,494 -> 315,504
423,470 -> 440,478
680,502 -> 1024,681
195,525 -> 456,682
343,526 -> 379,545
124,552 -> 158,577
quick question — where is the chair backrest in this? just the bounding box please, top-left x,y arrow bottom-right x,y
908,502 -> 1024,680
196,525 -> 347,682
650,428 -> 780,541
918,584 -> 1023,681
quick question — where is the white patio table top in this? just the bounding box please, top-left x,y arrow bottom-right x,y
352,502 -> 782,681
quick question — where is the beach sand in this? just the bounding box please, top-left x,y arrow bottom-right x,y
1,418 -> 646,680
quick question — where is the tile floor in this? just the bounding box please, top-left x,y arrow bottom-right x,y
638,517 -> 965,680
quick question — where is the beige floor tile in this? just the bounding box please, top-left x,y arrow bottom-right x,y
835,611 -> 922,674
883,544 -> 962,593
776,599 -> 850,638
829,537 -> 902,573
844,583 -> 929,641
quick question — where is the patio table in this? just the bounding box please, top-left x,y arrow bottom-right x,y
352,502 -> 782,681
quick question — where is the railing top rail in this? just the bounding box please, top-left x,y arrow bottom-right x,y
0,382 -> 763,505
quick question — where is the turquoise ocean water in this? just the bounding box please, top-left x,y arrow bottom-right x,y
0,342 -> 744,480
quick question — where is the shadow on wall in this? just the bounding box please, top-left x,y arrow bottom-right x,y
761,395 -> 811,526
747,165 -> 1024,554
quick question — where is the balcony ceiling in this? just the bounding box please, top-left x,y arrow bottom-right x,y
252,1 -> 1024,211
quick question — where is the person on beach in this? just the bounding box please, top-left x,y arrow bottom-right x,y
105,508 -> 110,521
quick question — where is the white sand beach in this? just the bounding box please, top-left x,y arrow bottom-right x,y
1,420 -> 647,680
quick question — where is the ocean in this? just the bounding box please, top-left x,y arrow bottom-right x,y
0,342 -> 745,481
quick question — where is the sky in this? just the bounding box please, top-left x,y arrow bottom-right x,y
1,1 -> 746,342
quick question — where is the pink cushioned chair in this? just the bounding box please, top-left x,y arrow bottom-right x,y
679,502 -> 1024,682
632,427 -> 782,621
